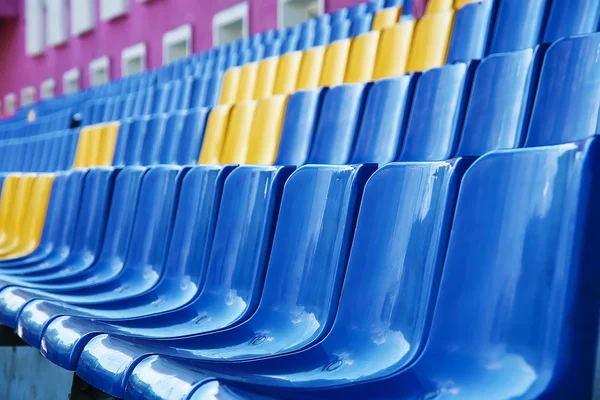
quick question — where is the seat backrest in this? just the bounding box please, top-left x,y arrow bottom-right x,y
446,0 -> 495,64
344,31 -> 380,83
219,67 -> 241,105
96,122 -> 120,166
220,101 -> 257,164
372,19 -> 415,80
351,75 -> 417,164
254,57 -> 280,100
296,46 -> 325,90
330,18 -> 351,42
273,51 -> 302,95
308,83 -> 368,164
236,63 -> 259,102
245,95 -> 288,165
200,165 -> 293,317
406,10 -> 454,72
140,114 -> 168,166
123,165 -> 184,269
525,33 -> 600,147
488,0 -> 551,54
457,48 -> 538,156
175,108 -> 210,165
372,6 -> 400,30
96,167 -> 146,263
70,167 -> 118,257
161,165 -> 233,283
333,157 -> 471,366
45,170 -> 86,250
399,62 -> 473,161
543,0 -> 600,43
419,139 -> 600,397
349,12 -> 373,37
425,0 -> 452,13
320,39 -> 351,87
257,164 -> 375,344
198,105 -> 233,165
275,88 -> 326,166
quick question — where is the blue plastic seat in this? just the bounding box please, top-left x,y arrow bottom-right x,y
446,0 -> 495,63
351,75 -> 417,164
159,108 -> 209,165
274,88 -> 326,166
543,0 -> 600,43
456,47 -> 541,156
349,13 -> 373,37
87,157 -> 469,398
398,62 -> 475,161
330,20 -> 350,42
525,33 -> 600,147
9,166 -> 184,347
307,83 -> 368,164
35,166 -> 292,375
488,0 -> 551,54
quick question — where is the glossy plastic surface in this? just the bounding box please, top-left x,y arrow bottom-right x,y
526,33 -> 600,147
372,20 -> 414,80
406,10 -> 453,72
446,0 -> 495,63
319,40 -> 350,87
488,0 -> 550,53
371,6 -> 400,30
344,31 -> 379,83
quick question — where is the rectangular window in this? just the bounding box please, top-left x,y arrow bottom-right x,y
4,93 -> 16,115
46,0 -> 68,46
20,86 -> 36,107
25,0 -> 44,56
163,24 -> 192,64
41,79 -> 56,99
63,68 -> 80,94
71,0 -> 95,36
213,2 -> 249,46
100,0 -> 128,21
89,56 -> 110,86
279,0 -> 323,28
121,42 -> 147,77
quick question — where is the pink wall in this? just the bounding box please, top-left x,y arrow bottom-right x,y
0,0 -> 18,17
0,0 -> 363,100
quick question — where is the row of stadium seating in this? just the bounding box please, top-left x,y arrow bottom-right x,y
0,0 -> 598,398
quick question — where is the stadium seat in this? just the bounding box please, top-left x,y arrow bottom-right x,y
351,75 -> 416,164
273,51 -> 302,95
399,62 -> 474,161
254,57 -> 280,99
371,6 -> 400,30
79,157 -> 469,398
236,63 -> 259,102
308,83 -> 367,164
488,0 -> 550,54
319,39 -> 351,87
295,46 -> 325,90
543,0 -> 600,43
406,10 -> 454,72
274,88 -> 326,165
245,95 -> 288,165
372,19 -> 415,80
45,166 -> 293,377
218,67 -> 240,105
446,0 -> 495,63
198,105 -> 233,165
344,31 -> 380,83
425,0 -> 452,13
220,101 -> 257,164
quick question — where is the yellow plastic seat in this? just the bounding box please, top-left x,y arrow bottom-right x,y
73,126 -> 103,168
406,10 -> 454,72
96,122 -> 120,166
246,95 -> 288,165
373,20 -> 416,80
426,0 -> 453,13
0,176 -> 18,244
296,46 -> 326,90
319,39 -> 351,87
1,174 -> 53,260
0,175 -> 34,256
454,0 -> 480,9
372,6 -> 401,30
253,57 -> 280,100
345,31 -> 380,83
273,51 -> 303,95
236,63 -> 259,102
219,67 -> 241,105
198,105 -> 233,164
220,101 -> 257,164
